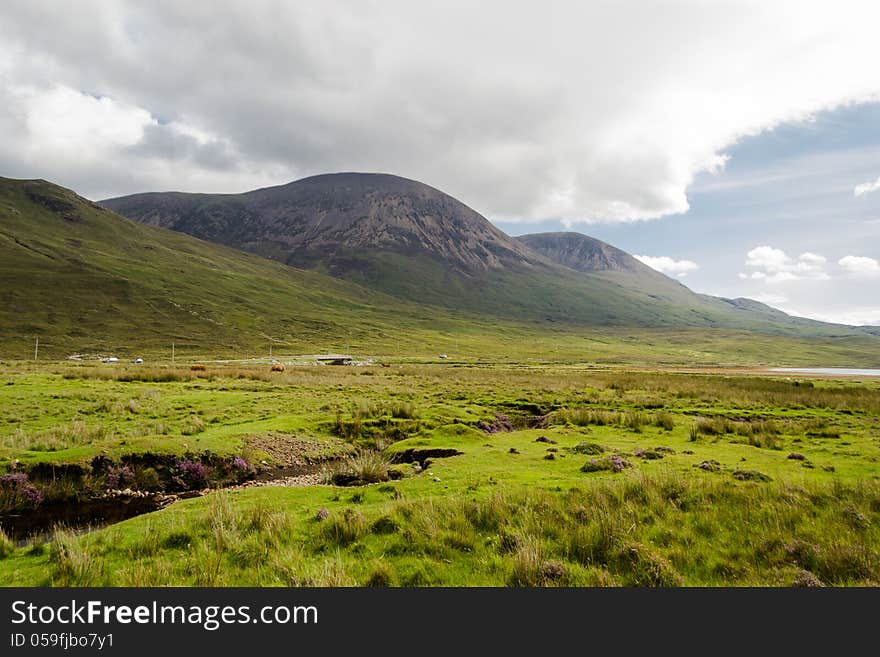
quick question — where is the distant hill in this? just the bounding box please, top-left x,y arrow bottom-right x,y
102,173 -> 870,337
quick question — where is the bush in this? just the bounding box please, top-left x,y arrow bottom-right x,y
104,466 -> 134,489
173,460 -> 209,490
580,455 -> 631,473
570,442 -> 606,455
0,473 -> 44,512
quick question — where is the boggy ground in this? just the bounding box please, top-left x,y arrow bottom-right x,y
0,360 -> 878,586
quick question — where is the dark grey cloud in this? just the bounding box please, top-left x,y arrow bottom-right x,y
2,0 -> 880,221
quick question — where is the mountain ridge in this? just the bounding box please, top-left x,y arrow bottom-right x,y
100,172 -> 868,336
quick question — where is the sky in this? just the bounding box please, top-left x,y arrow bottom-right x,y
1,1 -> 879,325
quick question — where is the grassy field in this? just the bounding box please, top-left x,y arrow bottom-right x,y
0,360 -> 878,586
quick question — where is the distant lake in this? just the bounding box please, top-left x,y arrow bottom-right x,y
769,367 -> 880,377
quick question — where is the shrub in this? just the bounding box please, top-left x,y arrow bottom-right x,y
0,473 -> 44,512
570,442 -> 606,455
134,466 -> 162,491
173,460 -> 209,489
580,454 -> 631,473
104,466 -> 134,489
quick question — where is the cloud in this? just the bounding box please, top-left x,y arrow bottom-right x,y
743,246 -> 830,283
634,255 -> 699,277
748,292 -> 789,306
854,176 -> 880,196
2,1 -> 880,218
839,255 -> 880,277
779,307 -> 880,327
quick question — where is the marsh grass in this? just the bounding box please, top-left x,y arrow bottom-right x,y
0,527 -> 14,559
321,450 -> 391,486
29,473 -> 880,587
2,421 -> 112,452
50,527 -> 104,586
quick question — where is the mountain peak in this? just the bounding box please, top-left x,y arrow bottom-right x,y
102,172 -> 538,273
515,231 -> 654,276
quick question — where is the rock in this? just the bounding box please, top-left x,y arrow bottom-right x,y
540,560 -> 567,581
694,460 -> 721,472
433,476 -> 441,482
787,452 -> 806,460
535,436 -> 557,444
822,465 -> 836,472
543,453 -> 556,460
792,570 -> 824,587
316,507 -> 329,521
732,469 -> 772,482
508,447 -> 520,454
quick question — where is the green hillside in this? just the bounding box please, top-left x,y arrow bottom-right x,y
0,177 -> 436,358
2,177 -> 879,366
103,173 -> 873,339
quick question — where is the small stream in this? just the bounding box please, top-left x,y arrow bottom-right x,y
2,494 -> 175,545
0,462 -> 330,544
769,367 -> 880,376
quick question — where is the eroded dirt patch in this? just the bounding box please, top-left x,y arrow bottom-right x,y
245,432 -> 352,467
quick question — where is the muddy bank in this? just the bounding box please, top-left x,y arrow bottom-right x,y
2,490 -> 177,543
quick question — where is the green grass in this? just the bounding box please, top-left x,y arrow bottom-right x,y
0,362 -> 878,586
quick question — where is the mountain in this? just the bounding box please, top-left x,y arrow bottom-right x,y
101,173 -> 867,336
102,172 -> 542,273
516,231 -> 654,276
3,175 -> 879,364
0,176 -> 447,357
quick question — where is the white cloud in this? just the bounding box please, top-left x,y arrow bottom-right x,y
634,255 -> 699,277
779,306 -> 880,327
854,176 -> 880,196
839,255 -> 880,277
2,2 -> 880,217
743,246 -> 830,283
749,292 -> 789,305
